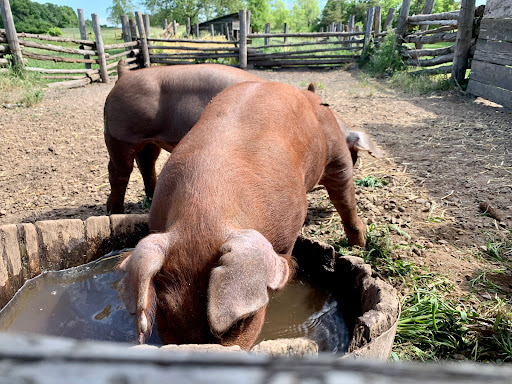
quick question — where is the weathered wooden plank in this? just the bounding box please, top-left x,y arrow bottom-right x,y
479,18 -> 512,43
409,64 -> 453,76
104,41 -> 139,50
408,19 -> 458,25
251,39 -> 364,50
0,57 -> 8,65
403,44 -> 454,59
106,49 -> 140,61
483,0 -> 512,18
470,60 -> 512,92
404,31 -> 457,44
0,44 -> 8,53
148,45 -> 238,52
251,54 -> 358,61
135,11 -> 150,68
149,38 -> 238,45
2,333 -> 512,384
405,52 -> 454,66
22,51 -> 98,63
47,77 -> 92,89
25,67 -> 96,74
407,11 -> 460,22
473,38 -> 512,66
467,79 -> 512,109
396,0 -> 412,44
250,47 -> 359,57
363,6 -> 375,57
150,53 -> 238,59
16,32 -> 93,45
248,32 -> 364,38
0,0 -> 24,67
18,39 -> 96,55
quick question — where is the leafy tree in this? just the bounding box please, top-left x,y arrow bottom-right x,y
107,0 -> 135,26
0,0 -> 78,34
246,0 -> 271,32
270,0 -> 290,30
291,0 -> 320,31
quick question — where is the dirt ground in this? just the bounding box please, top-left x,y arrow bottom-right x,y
1,67 -> 511,300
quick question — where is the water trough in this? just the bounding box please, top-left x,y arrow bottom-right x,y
0,214 -> 399,358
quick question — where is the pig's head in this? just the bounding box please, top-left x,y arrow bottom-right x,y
118,229 -> 290,349
306,83 -> 385,165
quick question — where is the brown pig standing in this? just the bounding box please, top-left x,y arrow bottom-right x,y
104,61 -> 265,214
118,81 -> 367,350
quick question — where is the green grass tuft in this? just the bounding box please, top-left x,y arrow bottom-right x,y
355,176 -> 388,188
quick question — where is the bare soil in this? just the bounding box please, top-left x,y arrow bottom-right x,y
1,67 -> 511,299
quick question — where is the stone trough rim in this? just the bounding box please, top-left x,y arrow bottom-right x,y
0,214 -> 400,358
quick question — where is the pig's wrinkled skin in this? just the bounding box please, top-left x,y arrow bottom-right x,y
118,81 -> 368,350
104,62 -> 382,214
104,61 -> 265,214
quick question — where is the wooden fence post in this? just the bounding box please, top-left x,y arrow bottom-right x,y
195,23 -> 199,38
247,11 -> 251,34
129,19 -> 137,41
135,11 -> 150,68
186,18 -> 191,37
0,0 -> 24,68
173,20 -> 178,36
121,15 -> 131,44
77,8 -> 91,70
396,0 -> 412,46
284,23 -> 288,43
162,19 -> 168,30
362,7 -> 375,57
415,0 -> 435,49
91,13 -> 108,83
143,14 -> 150,38
383,8 -> 396,30
210,24 -> 215,36
239,9 -> 247,69
225,22 -> 230,40
374,6 -> 382,35
452,0 -> 475,84
264,23 -> 270,45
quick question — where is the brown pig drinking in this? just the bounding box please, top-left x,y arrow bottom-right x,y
118,81 -> 367,350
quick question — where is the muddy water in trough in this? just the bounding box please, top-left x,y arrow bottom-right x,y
0,251 -> 349,353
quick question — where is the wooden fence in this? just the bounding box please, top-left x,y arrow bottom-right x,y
0,2 -> 140,88
467,0 -> 512,109
396,0 -> 482,79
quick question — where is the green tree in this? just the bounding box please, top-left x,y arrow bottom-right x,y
291,0 -> 320,31
0,0 -> 77,34
246,0 -> 271,32
106,0 -> 135,26
270,0 -> 290,30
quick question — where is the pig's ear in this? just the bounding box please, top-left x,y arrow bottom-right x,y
118,233 -> 167,344
307,82 -> 316,93
345,130 -> 385,159
207,229 -> 289,336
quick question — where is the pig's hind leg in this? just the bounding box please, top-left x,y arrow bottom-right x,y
135,143 -> 162,204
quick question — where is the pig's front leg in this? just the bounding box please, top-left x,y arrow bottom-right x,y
320,152 -> 366,248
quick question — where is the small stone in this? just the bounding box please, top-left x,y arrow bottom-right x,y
438,239 -> 448,245
397,206 -> 405,212
0,209 -> 6,216
416,198 -> 426,204
453,354 -> 465,361
48,146 -> 54,152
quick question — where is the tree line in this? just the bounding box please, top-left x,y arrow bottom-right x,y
109,0 -> 460,33
0,0 -> 78,34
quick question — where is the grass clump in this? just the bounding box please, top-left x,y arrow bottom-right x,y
331,223 -> 512,362
355,176 -> 388,188
0,65 -> 45,107
389,71 -> 453,96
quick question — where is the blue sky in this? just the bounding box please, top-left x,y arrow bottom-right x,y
32,0 -> 485,27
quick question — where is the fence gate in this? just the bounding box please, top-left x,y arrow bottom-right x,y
467,0 -> 512,109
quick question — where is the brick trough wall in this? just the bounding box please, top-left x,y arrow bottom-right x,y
0,214 -> 149,309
